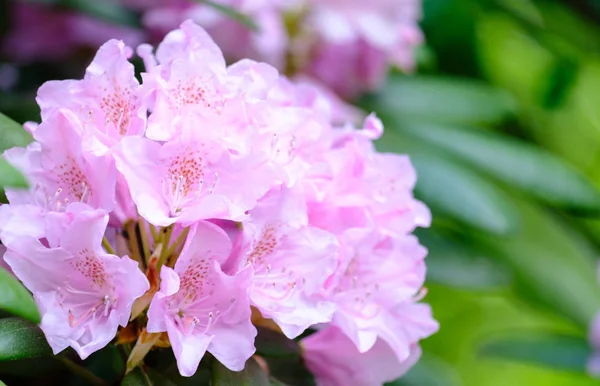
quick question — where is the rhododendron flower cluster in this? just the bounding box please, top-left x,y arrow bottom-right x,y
0,21 -> 436,383
3,0 -> 422,98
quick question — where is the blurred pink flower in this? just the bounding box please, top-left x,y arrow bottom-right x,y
141,0 -> 288,69
292,0 -> 423,98
302,326 -> 422,386
2,2 -> 143,64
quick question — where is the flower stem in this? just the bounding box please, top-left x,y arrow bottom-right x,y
102,237 -> 115,255
125,220 -> 145,269
149,223 -> 158,242
158,226 -> 174,267
163,227 -> 190,267
56,356 -> 109,386
138,218 -> 151,264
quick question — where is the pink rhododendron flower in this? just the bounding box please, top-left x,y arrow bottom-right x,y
236,187 -> 338,338
0,20 -> 435,382
147,221 -> 256,375
3,205 -> 148,359
4,109 -> 117,212
302,326 -> 422,386
325,229 -> 437,361
37,40 -> 147,144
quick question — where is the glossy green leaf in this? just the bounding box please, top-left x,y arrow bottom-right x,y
213,358 -> 269,386
195,0 -> 258,30
411,152 -> 520,234
0,268 -> 40,323
363,75 -> 516,125
479,333 -> 590,372
0,158 -> 28,189
476,199 -> 600,328
400,122 -> 600,212
373,129 -> 519,234
0,318 -> 51,361
122,367 -> 176,386
0,112 -> 32,152
255,327 -> 301,358
418,229 -> 512,290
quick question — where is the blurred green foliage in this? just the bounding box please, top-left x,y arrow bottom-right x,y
362,0 -> 600,384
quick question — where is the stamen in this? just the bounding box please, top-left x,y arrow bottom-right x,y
171,175 -> 186,214
103,295 -> 111,317
208,172 -> 219,195
80,182 -> 89,203
49,188 -> 62,205
201,312 -> 214,334
116,107 -> 125,133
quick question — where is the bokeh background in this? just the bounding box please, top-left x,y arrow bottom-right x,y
3,0 -> 600,385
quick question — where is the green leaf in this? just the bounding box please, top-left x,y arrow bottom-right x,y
58,0 -> 140,27
385,353 -> 460,386
400,122 -> 600,212
212,357 -> 269,386
255,327 -> 301,358
411,151 -> 520,234
269,377 -> 289,386
418,228 -> 512,290
195,0 -> 258,31
0,356 -> 62,377
0,317 -> 51,361
0,267 -> 40,323
261,356 -> 315,386
476,199 -> 600,328
0,158 -> 28,189
77,345 -> 125,386
362,75 -> 516,126
0,112 -> 32,152
372,129 -> 519,234
479,333 -> 590,372
495,0 -> 543,27
122,367 -> 176,386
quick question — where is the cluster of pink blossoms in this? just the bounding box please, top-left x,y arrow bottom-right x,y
3,0 -> 422,98
0,21 -> 436,384
135,0 -> 423,97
